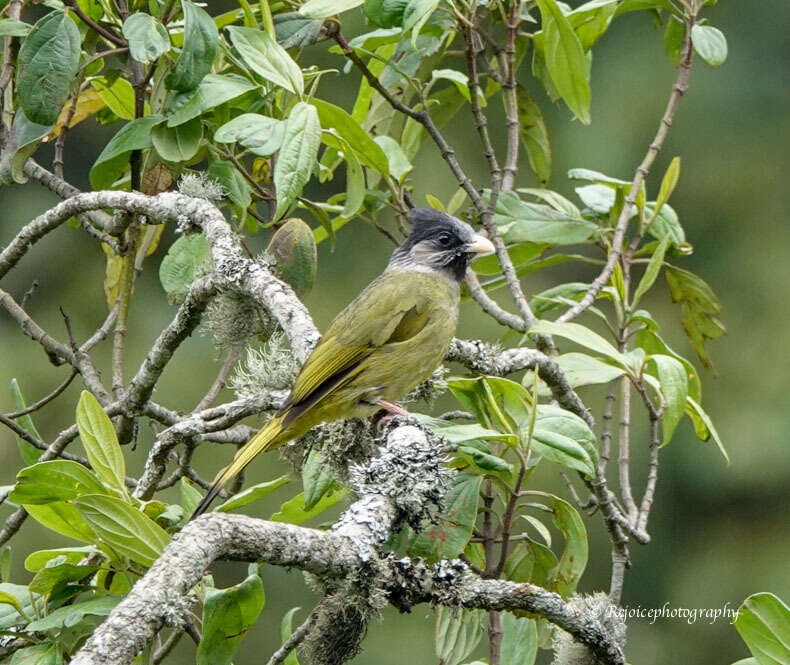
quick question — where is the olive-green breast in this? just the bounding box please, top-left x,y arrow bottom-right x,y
281,268 -> 459,428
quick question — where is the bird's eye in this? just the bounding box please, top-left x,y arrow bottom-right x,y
437,232 -> 452,246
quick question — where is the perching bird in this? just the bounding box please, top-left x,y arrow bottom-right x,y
191,208 -> 494,518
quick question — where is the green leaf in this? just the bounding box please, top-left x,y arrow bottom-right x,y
553,353 -> 626,389
518,188 -> 580,217
402,0 -> 439,45
23,503 -> 96,543
227,26 -> 303,95
279,607 -> 303,665
529,320 -> 626,367
373,135 -> 412,183
90,77 -> 137,121
9,460 -> 105,505
216,475 -> 291,512
686,396 -> 728,464
159,233 -> 212,303
472,242 -> 548,276
0,583 -> 39,629
166,0 -> 218,92
0,547 -> 10,582
74,494 -> 171,566
9,379 -> 43,465
270,489 -> 348,524
152,117 -> 203,162
274,13 -> 325,49
214,113 -> 286,156
691,25 -> 728,67
197,573 -> 265,665
364,0 -> 409,28
0,18 -> 31,37
431,69 -> 483,106
29,560 -> 99,595
549,495 -> 588,597
122,13 -> 170,64
664,15 -> 685,65
8,643 -> 62,665
89,115 -> 164,190
206,160 -> 252,211
531,427 -> 595,476
566,0 -> 617,50
435,606 -> 485,665
299,0 -> 364,19
534,404 -> 598,469
76,391 -> 128,498
409,472 -> 482,562
645,202 -> 686,246
422,421 -> 515,446
491,191 -> 596,245
567,167 -> 630,186
312,99 -> 389,174
528,282 -> 588,315
180,478 -> 204,517
500,613 -> 538,665
665,265 -> 725,369
632,233 -> 670,306
0,110 -> 52,185
649,354 -> 688,445
734,593 -> 790,665
274,102 -> 321,219
534,0 -> 591,123
458,447 -> 513,474
341,144 -> 365,218
448,376 -> 531,434
168,74 -> 258,126
516,87 -> 551,185
302,449 -> 336,511
650,156 -> 680,225
18,11 -> 81,125
26,596 -> 120,632
266,218 -> 318,297
0,590 -> 27,620
25,547 -> 96,572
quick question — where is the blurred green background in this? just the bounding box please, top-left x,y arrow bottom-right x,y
1,1 -> 788,663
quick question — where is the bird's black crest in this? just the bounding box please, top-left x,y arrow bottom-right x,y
389,208 -> 479,282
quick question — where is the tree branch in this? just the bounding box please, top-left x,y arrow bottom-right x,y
557,13 -> 697,323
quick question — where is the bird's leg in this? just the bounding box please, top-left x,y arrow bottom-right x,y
373,400 -> 411,431
375,400 -> 410,416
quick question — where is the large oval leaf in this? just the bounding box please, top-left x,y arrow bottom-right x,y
197,573 -> 265,665
166,0 -> 218,92
122,13 -> 170,64
74,494 -> 170,567
274,102 -> 321,219
9,460 -> 105,505
214,113 -> 286,156
89,115 -> 164,190
76,391 -> 128,499
18,11 -> 81,125
227,26 -> 303,95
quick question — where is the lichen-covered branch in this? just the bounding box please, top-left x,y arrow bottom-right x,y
71,424 -> 626,665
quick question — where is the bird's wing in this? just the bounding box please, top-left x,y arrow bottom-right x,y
282,275 -> 429,420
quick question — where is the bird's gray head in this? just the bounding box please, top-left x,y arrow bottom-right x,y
388,208 -> 495,282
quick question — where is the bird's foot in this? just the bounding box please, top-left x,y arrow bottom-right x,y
373,400 -> 410,431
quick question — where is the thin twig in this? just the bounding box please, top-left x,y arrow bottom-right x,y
558,12 -> 697,323
4,369 -> 78,419
265,610 -> 317,665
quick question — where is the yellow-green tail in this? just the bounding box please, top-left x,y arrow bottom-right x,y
190,414 -> 286,520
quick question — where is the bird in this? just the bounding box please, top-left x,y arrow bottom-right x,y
191,208 -> 495,519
